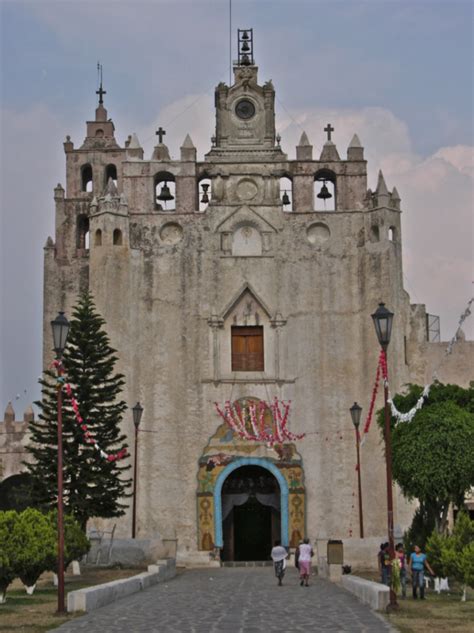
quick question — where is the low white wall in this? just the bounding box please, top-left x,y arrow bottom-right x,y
68,558 -> 176,613
341,575 -> 389,611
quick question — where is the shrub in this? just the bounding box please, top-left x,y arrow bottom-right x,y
427,511 -> 474,600
11,508 -> 56,590
0,511 -> 19,603
46,511 -> 90,570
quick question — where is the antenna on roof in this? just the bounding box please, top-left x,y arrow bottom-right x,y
229,0 -> 232,84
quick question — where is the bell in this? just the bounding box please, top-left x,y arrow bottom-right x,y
241,41 -> 250,53
201,183 -> 210,204
282,191 -> 290,206
241,54 -> 251,66
241,31 -> 249,40
157,182 -> 174,202
317,182 -> 332,200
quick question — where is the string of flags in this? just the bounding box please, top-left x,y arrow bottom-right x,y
52,360 -> 128,462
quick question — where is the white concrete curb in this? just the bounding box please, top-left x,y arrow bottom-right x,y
67,558 -> 176,613
341,574 -> 390,611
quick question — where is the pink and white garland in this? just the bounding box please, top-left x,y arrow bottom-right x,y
52,360 -> 128,462
214,397 -> 305,446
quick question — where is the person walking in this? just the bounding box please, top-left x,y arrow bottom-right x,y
298,538 -> 314,587
270,540 -> 288,586
294,540 -> 302,571
409,545 -> 434,599
395,543 -> 407,598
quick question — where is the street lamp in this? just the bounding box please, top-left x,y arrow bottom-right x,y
349,402 -> 364,538
131,402 -> 143,539
371,302 -> 397,609
51,311 -> 70,614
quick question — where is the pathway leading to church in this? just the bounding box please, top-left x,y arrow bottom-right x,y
54,567 -> 396,632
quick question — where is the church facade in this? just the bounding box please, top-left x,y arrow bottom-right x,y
39,33 -> 472,563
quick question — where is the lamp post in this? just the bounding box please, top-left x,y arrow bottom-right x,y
349,402 -> 364,539
131,402 -> 143,539
51,311 -> 70,614
371,302 -> 397,609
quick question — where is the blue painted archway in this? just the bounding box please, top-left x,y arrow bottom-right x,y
214,457 -> 289,548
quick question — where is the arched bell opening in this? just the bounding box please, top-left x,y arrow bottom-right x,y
105,164 -> 118,189
314,169 -> 336,211
154,171 -> 176,211
113,228 -> 123,245
280,175 -> 293,212
388,226 -> 396,242
220,465 -> 281,562
198,176 -> 212,212
77,214 -> 90,250
94,228 -> 102,246
81,164 -> 93,193
370,224 -> 380,242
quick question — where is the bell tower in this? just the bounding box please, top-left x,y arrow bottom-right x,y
207,29 -> 283,161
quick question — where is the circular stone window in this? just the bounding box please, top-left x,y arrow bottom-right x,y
236,178 -> 258,201
307,222 -> 330,246
235,99 -> 256,120
159,222 -> 183,245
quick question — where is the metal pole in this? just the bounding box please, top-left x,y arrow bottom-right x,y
383,350 -> 398,609
57,363 -> 65,614
355,428 -> 364,538
132,424 -> 138,538
229,0 -> 232,85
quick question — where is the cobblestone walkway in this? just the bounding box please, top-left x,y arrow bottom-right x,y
54,567 -> 395,632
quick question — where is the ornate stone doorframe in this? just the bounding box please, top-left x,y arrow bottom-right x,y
213,457 -> 289,548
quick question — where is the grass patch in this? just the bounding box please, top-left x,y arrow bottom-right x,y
353,570 -> 474,633
0,567 -> 144,633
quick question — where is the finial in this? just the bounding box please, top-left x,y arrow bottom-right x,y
348,133 -> 362,148
376,170 -> 389,195
156,127 -> 166,144
324,123 -> 334,142
298,131 -> 311,147
96,62 -> 106,105
181,133 -> 195,149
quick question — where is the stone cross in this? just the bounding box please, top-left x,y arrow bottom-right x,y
324,123 -> 334,142
156,127 -> 166,144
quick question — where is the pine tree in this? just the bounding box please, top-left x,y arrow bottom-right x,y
26,293 -> 131,530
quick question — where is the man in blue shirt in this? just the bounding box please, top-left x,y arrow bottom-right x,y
409,545 -> 435,599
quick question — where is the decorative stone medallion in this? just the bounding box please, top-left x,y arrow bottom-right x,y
159,222 -> 183,245
306,222 -> 330,246
236,178 -> 258,201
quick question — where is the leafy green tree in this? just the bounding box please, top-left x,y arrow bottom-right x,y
378,383 -> 474,533
427,512 -> 474,600
11,508 -> 56,590
0,511 -> 18,602
26,292 -> 131,530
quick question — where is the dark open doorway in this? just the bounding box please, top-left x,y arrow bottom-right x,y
221,465 -> 281,562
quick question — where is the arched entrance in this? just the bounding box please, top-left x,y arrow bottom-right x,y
220,465 -> 280,561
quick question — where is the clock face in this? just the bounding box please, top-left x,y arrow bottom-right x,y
235,99 -> 256,120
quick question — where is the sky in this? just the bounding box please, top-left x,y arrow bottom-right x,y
0,0 -> 473,413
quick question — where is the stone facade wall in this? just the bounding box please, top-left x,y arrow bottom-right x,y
0,403 -> 32,482
16,59 -> 472,563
